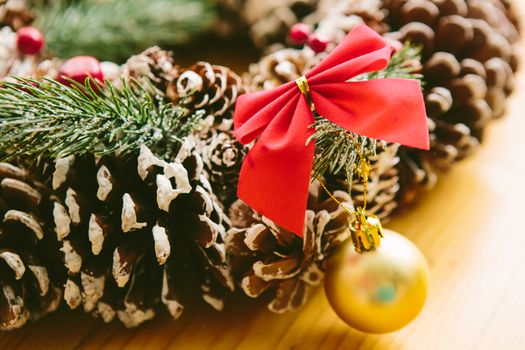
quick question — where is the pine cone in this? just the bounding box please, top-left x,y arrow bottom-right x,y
244,47 -> 320,91
166,61 -> 243,133
50,145 -> 233,327
218,0 -> 319,48
307,0 -> 390,46
382,0 -> 520,203
124,50 -> 244,135
0,162 -> 62,330
226,181 -> 352,313
123,46 -> 179,91
201,131 -> 249,209
0,0 -> 34,30
326,144 -> 401,222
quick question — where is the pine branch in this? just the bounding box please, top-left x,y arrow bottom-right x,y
364,44 -> 423,81
309,43 -> 423,187
0,78 -> 203,161
34,0 -> 217,62
310,120 -> 383,192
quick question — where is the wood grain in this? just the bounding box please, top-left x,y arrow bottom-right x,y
2,3 -> 525,349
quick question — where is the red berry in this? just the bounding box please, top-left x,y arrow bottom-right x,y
308,34 -> 329,53
17,27 -> 44,55
289,23 -> 311,45
57,56 -> 104,87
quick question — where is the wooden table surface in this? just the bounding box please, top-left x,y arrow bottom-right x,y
2,3 -> 525,350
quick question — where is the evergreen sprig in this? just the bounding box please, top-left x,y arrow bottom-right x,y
0,78 -> 202,161
309,43 -> 423,186
35,0 -> 216,62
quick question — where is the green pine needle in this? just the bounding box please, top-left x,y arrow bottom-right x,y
35,0 -> 217,62
0,78 -> 202,161
309,43 -> 423,185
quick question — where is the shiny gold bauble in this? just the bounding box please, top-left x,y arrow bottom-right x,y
324,229 -> 429,334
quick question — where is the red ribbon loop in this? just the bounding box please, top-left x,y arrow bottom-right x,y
233,25 -> 429,236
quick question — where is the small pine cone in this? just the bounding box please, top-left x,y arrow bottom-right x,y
382,0 -> 520,203
326,144 -> 401,222
244,48 -> 320,91
226,181 -> 352,313
123,46 -> 179,91
167,61 -> 243,133
51,145 -> 233,327
0,0 -> 34,30
201,131 -> 249,209
308,0 -> 389,46
123,50 -> 244,135
0,162 -> 63,330
218,0 -> 319,48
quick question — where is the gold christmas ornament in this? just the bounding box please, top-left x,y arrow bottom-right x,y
324,229 -> 429,334
318,142 -> 429,333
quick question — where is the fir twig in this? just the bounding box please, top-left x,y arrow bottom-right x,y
35,0 -> 216,62
364,44 -> 423,81
0,78 -> 203,161
309,43 -> 423,187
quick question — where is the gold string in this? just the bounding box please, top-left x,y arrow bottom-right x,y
317,143 -> 380,252
317,177 -> 356,217
316,145 -> 371,216
356,144 -> 370,211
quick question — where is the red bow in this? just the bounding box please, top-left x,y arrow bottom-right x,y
233,25 -> 429,237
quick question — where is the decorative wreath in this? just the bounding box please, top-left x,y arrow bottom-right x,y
0,0 -> 520,333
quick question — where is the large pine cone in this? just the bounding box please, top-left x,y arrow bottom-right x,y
0,162 -> 62,330
51,145 -> 233,327
226,182 -> 352,313
382,0 -> 520,203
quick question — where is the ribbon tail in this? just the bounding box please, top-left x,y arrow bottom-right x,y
310,79 -> 429,150
237,94 -> 314,236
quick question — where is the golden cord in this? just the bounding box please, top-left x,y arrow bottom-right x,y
317,177 -> 355,216
356,144 -> 370,211
317,142 -> 380,252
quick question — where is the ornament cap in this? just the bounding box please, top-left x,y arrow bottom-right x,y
350,208 -> 383,253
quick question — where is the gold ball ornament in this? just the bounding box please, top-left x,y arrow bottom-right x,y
324,229 -> 429,334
